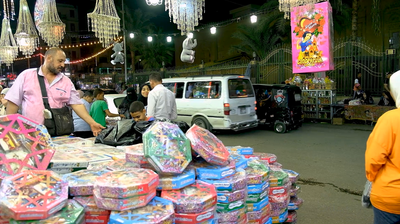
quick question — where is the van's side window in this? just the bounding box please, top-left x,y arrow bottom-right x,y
228,79 -> 254,98
164,82 -> 184,98
186,81 -> 221,99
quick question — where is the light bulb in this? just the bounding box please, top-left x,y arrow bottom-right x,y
148,36 -> 153,42
167,36 -> 172,42
130,33 -> 134,38
251,15 -> 257,23
210,27 -> 216,34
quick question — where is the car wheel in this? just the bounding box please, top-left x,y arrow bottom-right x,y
193,116 -> 211,131
274,121 -> 286,133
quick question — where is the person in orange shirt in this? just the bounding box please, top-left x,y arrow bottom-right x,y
365,70 -> 400,224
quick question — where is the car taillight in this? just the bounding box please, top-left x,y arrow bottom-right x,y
254,101 -> 257,110
224,103 -> 230,115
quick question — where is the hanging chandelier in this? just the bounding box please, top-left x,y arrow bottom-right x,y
0,18 -> 19,66
146,0 -> 162,6
34,0 -> 65,47
165,0 -> 205,35
87,0 -> 120,48
15,0 -> 39,56
279,0 -> 325,19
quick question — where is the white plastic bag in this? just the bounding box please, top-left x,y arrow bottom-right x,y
361,180 -> 372,208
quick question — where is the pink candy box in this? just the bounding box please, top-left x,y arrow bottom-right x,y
161,180 -> 217,214
93,189 -> 156,211
106,159 -> 140,171
186,125 -> 229,166
119,144 -> 148,165
94,169 -> 159,198
0,114 -> 54,179
63,169 -> 111,196
74,196 -> 110,216
175,206 -> 216,224
247,203 -> 271,221
0,170 -> 68,220
216,207 -> 246,223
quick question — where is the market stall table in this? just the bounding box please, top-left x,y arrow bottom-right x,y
344,105 -> 395,123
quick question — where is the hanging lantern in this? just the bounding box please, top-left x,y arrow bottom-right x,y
165,0 -> 205,35
0,18 -> 19,66
34,0 -> 66,47
279,0 -> 326,19
145,0 -> 162,6
87,0 -> 120,47
15,0 -> 39,56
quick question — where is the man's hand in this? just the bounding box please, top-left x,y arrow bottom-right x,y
120,114 -> 125,118
90,122 -> 105,136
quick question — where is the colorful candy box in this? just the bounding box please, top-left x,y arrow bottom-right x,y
143,122 -> 192,174
226,146 -> 254,155
229,153 -> 248,170
0,170 -> 68,220
120,144 -> 148,165
248,216 -> 272,224
290,184 -> 301,197
269,168 -> 289,187
94,189 -> 156,211
246,196 -> 270,212
9,199 -> 85,224
49,149 -> 112,169
271,209 -> 288,223
216,199 -> 245,213
161,180 -> 217,214
244,153 -> 277,164
247,180 -> 269,194
186,125 -> 229,166
201,168 -> 246,192
246,189 -> 269,203
194,159 -> 236,180
283,169 -> 299,184
246,158 -> 270,185
74,196 -> 110,216
63,170 -> 110,196
157,168 -> 196,190
108,196 -> 174,224
286,211 -> 297,222
175,206 -> 216,224
52,136 -> 93,148
247,203 -> 271,221
217,188 -> 247,203
94,169 -> 159,199
84,215 -> 110,224
288,197 -> 304,210
0,114 -> 54,179
87,160 -> 111,171
106,159 -> 140,171
216,207 -> 246,222
269,162 -> 283,169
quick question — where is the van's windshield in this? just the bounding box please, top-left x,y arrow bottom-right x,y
228,79 -> 254,98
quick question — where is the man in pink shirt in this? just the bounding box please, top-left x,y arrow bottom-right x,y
5,47 -> 104,136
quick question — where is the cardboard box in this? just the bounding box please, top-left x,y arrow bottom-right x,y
332,117 -> 344,125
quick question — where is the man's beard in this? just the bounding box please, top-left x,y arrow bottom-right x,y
48,65 -> 64,74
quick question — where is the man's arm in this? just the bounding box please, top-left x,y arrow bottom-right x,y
147,91 -> 156,118
105,109 -> 124,118
70,104 -> 105,136
170,97 -> 177,120
6,101 -> 19,115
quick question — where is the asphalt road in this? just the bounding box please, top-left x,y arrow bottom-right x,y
215,122 -> 375,224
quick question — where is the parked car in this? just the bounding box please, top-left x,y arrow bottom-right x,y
104,94 -> 126,125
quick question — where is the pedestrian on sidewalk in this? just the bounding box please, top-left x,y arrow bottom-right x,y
147,73 -> 177,120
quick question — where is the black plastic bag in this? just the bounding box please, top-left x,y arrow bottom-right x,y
134,120 -> 190,134
95,119 -> 142,146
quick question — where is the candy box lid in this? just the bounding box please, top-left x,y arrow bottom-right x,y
108,196 -> 174,224
157,168 -> 196,190
9,199 -> 85,224
106,159 -> 140,171
283,169 -> 299,184
174,206 -> 215,224
246,189 -> 269,203
269,168 -> 289,187
186,125 -> 229,166
87,160 -> 111,171
216,199 -> 245,213
216,188 -> 247,203
194,159 -> 236,180
246,158 -> 270,185
0,114 -> 55,179
247,180 -> 269,194
63,170 -> 110,196
246,196 -> 270,212
119,144 -> 148,164
226,146 -> 254,155
161,180 -> 217,214
94,169 -> 159,199
74,196 -> 110,216
201,168 -> 246,192
0,170 -> 68,220
93,189 -> 156,211
49,149 -> 112,169
247,203 -> 271,221
244,153 -> 277,164
216,207 -> 246,223
89,147 -> 125,160
52,136 -> 93,148
143,122 -> 192,174
229,154 -> 248,170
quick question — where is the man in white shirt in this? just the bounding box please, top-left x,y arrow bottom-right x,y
147,73 -> 177,120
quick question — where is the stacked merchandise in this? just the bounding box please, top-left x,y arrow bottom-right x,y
284,170 -> 303,224
74,196 -> 111,224
269,168 -> 290,223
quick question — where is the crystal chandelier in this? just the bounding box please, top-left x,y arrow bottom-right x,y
146,0 -> 162,6
15,0 -> 39,56
34,0 -> 66,47
88,0 -> 120,48
0,18 -> 19,66
165,0 -> 205,35
279,0 -> 325,19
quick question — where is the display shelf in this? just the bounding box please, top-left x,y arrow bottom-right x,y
301,89 -> 336,122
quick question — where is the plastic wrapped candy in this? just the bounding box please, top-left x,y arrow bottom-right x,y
216,199 -> 245,213
269,162 -> 283,169
288,197 -> 304,210
161,180 -> 217,214
108,196 -> 174,224
73,196 -> 110,216
246,196 -> 270,212
269,181 -> 291,204
119,144 -> 148,165
106,159 -> 140,171
247,180 -> 269,194
193,159 -> 236,180
271,209 -> 288,223
246,158 -> 270,185
0,170 -> 68,220
157,168 -> 196,190
89,146 -> 126,160
246,189 -> 268,203
9,199 -> 85,224
216,207 -> 246,222
52,136 -> 93,148
49,148 -> 112,169
228,153 -> 248,170
201,168 -> 246,192
290,184 -> 301,197
0,114 -> 54,179
87,160 -> 111,171
247,203 -> 271,221
244,153 -> 277,164
94,169 -> 159,198
63,170 -> 110,196
226,146 -> 253,155
283,169 -> 299,184
217,188 -> 247,203
286,211 -> 297,222
186,125 -> 229,166
93,189 -> 156,211
175,206 -> 216,224
248,216 -> 272,224
143,122 -> 192,174
269,167 -> 289,187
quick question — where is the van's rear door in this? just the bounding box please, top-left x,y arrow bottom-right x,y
226,78 -> 256,122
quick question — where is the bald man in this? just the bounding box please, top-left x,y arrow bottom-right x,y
6,47 -> 104,136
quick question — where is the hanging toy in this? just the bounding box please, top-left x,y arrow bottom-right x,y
180,37 -> 197,63
111,42 -> 124,65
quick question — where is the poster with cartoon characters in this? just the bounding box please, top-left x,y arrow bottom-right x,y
291,2 -> 334,73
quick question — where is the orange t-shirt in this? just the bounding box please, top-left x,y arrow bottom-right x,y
365,108 -> 400,214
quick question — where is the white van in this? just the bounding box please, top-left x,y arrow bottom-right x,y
162,75 -> 258,131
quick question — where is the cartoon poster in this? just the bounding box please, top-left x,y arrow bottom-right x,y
291,2 -> 334,73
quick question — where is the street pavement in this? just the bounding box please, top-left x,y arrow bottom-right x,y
215,122 -> 375,224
